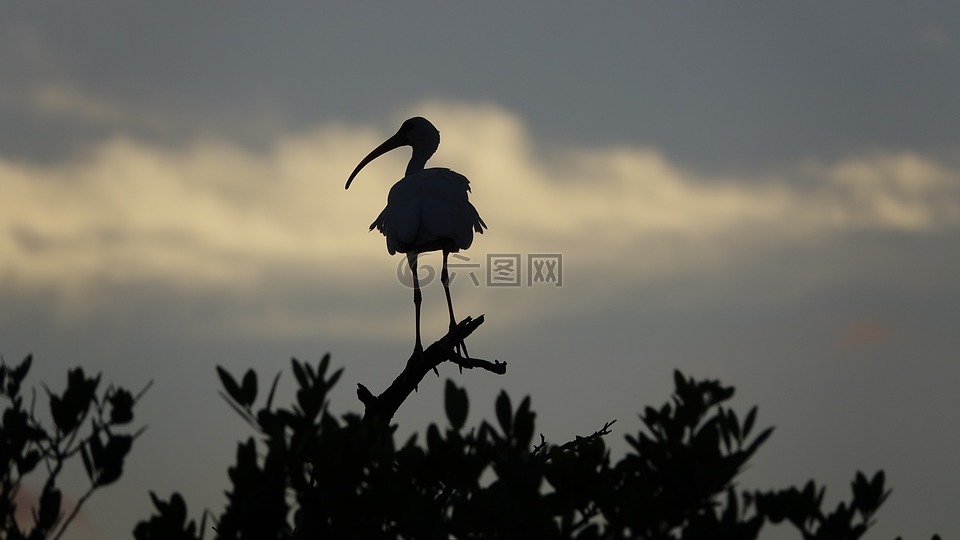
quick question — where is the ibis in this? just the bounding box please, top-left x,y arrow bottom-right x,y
346,117 -> 487,357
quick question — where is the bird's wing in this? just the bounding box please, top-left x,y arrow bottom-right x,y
372,176 -> 424,253
419,169 -> 486,250
372,169 -> 486,254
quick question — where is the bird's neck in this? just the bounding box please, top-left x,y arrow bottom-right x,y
405,145 -> 435,176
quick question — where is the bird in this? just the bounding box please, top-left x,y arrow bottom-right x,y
346,117 -> 487,358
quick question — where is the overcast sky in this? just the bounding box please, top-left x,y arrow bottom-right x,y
2,3 -> 959,538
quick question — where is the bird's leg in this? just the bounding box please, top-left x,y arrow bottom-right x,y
442,250 -> 470,362
407,253 -> 436,378
408,253 -> 424,358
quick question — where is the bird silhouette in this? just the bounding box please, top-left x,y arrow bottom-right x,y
346,117 -> 487,358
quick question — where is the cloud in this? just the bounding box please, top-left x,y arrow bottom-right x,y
841,321 -> 895,347
422,102 -> 960,237
2,101 -> 959,337
25,82 -> 172,132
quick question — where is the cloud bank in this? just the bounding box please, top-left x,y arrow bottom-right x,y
2,101 -> 959,337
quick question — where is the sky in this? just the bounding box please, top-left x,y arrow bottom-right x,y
2,2 -> 959,538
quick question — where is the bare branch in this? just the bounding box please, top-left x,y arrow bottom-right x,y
447,353 -> 507,374
535,419 -> 617,463
357,315 -> 505,423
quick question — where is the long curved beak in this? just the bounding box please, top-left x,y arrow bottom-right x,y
345,131 -> 407,189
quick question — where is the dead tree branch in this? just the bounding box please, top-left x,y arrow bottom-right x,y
357,315 -> 506,423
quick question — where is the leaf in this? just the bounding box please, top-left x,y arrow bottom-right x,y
719,410 -> 732,451
728,408 -> 741,443
852,471 -> 868,506
148,490 -> 165,512
326,367 -> 344,393
745,427 -> 774,458
426,423 -> 443,452
495,390 -> 512,435
673,369 -> 687,394
17,450 -> 41,476
723,488 -> 739,523
13,354 -> 32,384
216,366 -> 244,405
49,394 -> 77,435
265,371 -> 282,410
857,470 -> 891,516
109,388 -> 135,424
169,492 -> 188,527
98,464 -> 123,486
240,369 -> 257,407
89,428 -> 104,469
80,443 -> 94,480
97,434 -> 134,486
318,353 -> 331,378
444,379 -> 469,431
743,406 -> 757,439
229,439 -> 258,486
291,359 -> 309,389
870,470 -> 887,502
37,485 -> 62,531
514,396 -> 535,448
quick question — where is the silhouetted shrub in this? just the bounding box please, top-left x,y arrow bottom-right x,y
1,355 -> 145,539
134,355 -> 905,539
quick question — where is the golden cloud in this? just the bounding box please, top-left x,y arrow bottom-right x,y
1,101 -> 958,332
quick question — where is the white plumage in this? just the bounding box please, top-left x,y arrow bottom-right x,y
346,117 -> 486,356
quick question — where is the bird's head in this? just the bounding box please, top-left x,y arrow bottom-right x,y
345,117 -> 440,189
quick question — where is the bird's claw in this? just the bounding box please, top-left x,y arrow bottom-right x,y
449,324 -> 471,361
456,343 -> 467,374
452,333 -> 470,375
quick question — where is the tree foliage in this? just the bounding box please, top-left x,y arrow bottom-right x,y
134,355 -> 901,539
0,355 -> 145,540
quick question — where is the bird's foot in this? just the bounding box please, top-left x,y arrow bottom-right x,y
418,342 -> 438,376
449,323 -> 470,373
